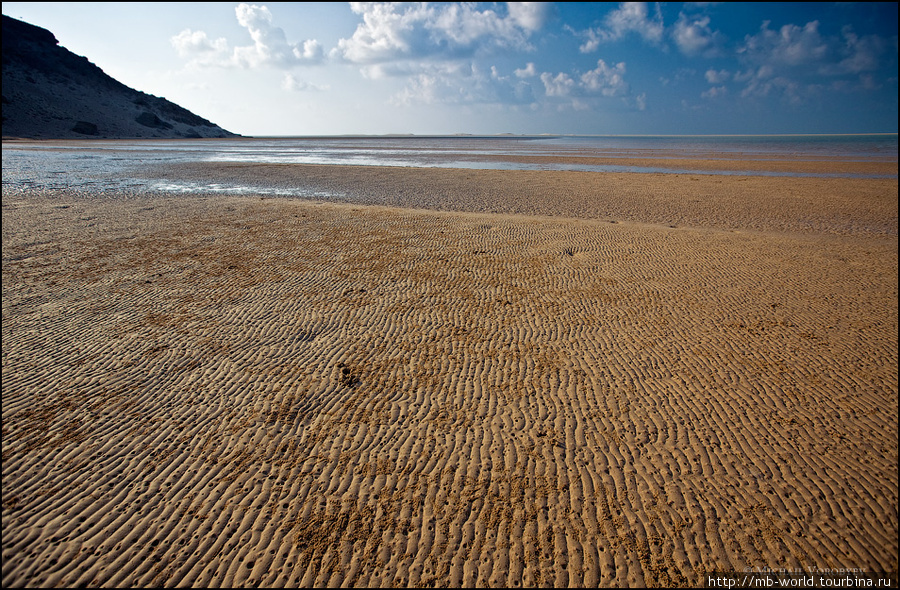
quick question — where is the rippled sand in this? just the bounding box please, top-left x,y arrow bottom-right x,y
2,166 -> 897,587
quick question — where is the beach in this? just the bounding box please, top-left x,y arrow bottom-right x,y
2,158 -> 898,586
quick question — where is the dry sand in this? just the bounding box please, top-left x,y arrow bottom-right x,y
2,163 -> 898,587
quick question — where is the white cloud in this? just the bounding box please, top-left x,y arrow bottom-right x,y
579,2 -> 665,52
540,72 -> 576,97
390,62 -> 536,106
298,39 -> 325,61
282,73 -> 329,92
738,19 -> 888,79
739,20 -> 828,68
333,3 -> 419,63
742,76 -> 804,105
579,4 -> 727,58
734,19 -> 891,104
172,3 -> 323,69
358,62 -> 420,80
507,2 -> 552,31
705,68 -> 729,84
515,62 -> 537,78
335,2 -> 548,64
635,92 -> 647,111
171,29 -> 229,65
540,59 -> 629,100
580,60 -> 628,97
701,85 -> 727,99
334,2 -> 551,109
734,64 -> 804,103
671,13 -> 723,57
431,4 -> 524,47
392,73 -> 440,105
577,29 -> 602,54
820,26 -> 886,76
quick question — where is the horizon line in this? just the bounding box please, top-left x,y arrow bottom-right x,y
244,132 -> 899,139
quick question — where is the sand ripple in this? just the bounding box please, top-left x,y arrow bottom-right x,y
2,194 -> 897,587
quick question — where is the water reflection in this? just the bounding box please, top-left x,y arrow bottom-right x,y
2,135 -> 896,196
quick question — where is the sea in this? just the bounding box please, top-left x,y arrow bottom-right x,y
2,134 -> 896,197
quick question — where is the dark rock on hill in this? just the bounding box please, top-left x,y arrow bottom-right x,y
1,14 -> 237,139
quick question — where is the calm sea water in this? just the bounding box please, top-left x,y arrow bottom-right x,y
2,135 -> 896,196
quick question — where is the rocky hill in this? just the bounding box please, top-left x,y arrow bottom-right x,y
1,14 -> 237,139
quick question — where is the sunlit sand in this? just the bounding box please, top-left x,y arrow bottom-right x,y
2,159 -> 897,587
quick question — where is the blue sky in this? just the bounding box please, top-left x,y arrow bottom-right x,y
3,2 -> 898,136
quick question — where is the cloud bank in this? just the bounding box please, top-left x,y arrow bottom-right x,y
170,2 -> 896,120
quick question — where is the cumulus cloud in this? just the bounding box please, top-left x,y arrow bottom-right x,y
742,75 -> 805,105
671,13 -> 724,57
601,2 -> 664,43
578,2 -> 664,52
515,62 -> 537,78
705,68 -> 729,84
507,2 -> 553,32
335,2 -> 549,64
540,72 -> 576,97
701,85 -> 727,99
577,4 -> 726,57
540,59 -> 629,99
580,60 -> 629,96
172,3 -> 323,69
820,26 -> 887,76
171,29 -> 230,65
372,60 -> 535,106
390,61 -> 536,106
331,2 -> 551,107
734,19 -> 890,103
739,20 -> 828,67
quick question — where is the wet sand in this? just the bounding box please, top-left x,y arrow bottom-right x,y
2,163 -> 897,587
140,162 -> 898,235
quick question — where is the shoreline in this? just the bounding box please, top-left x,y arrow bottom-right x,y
4,136 -> 897,178
2,169 -> 898,587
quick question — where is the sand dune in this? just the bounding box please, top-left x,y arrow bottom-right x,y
2,169 -> 897,587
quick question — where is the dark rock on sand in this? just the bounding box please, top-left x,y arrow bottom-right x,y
1,14 -> 237,139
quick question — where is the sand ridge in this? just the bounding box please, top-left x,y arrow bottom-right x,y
140,162 -> 899,237
2,172 -> 898,587
472,153 -> 899,176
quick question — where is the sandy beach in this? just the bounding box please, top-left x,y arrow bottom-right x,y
2,161 -> 897,587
